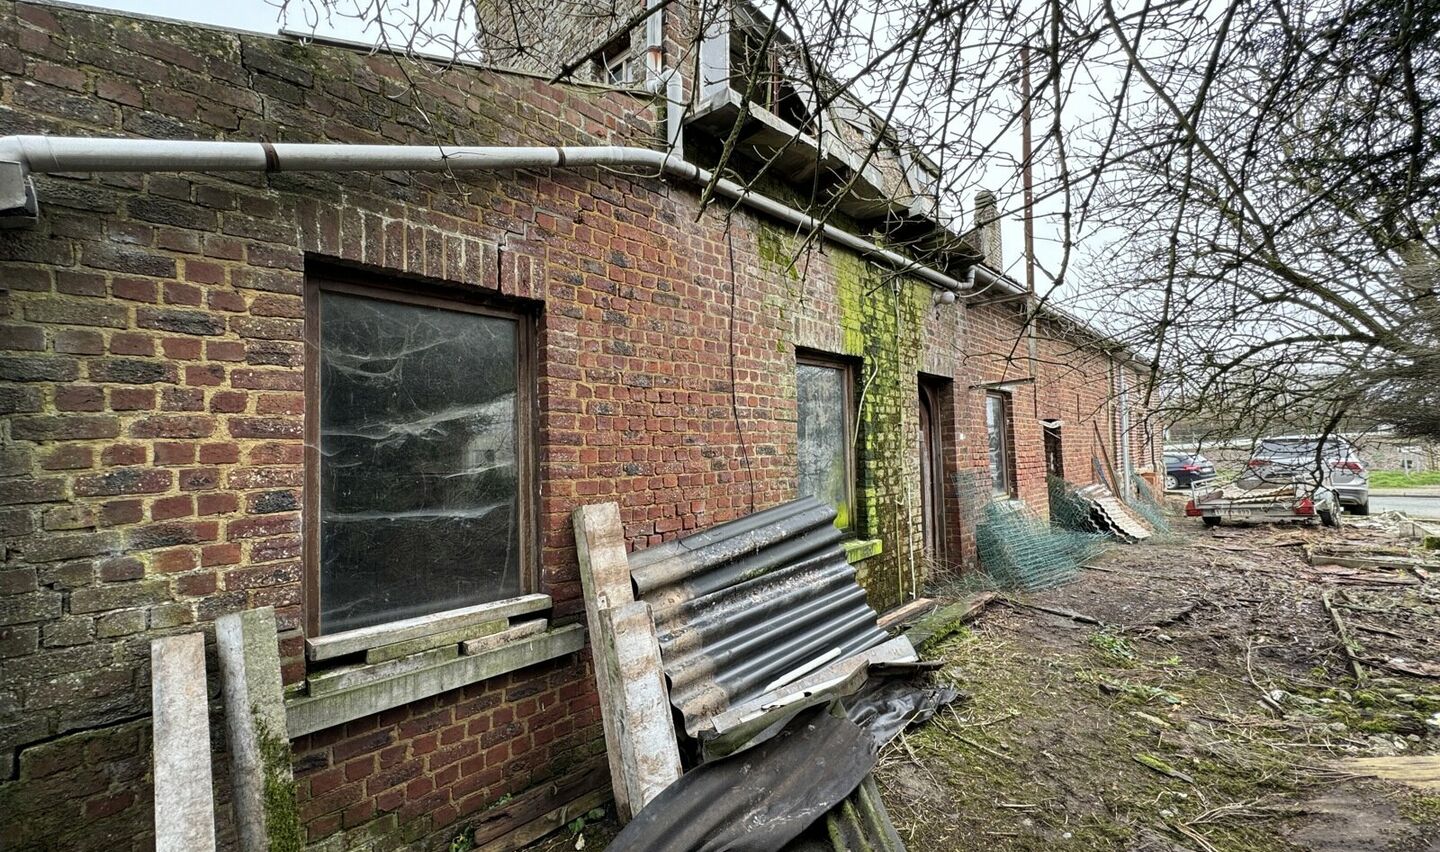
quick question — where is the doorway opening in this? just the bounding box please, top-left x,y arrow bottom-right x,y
919,377 -> 951,565
1043,420 -> 1064,480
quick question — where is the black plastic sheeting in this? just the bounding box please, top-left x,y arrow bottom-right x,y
606,676 -> 961,852
628,498 -> 889,735
846,672 -> 961,749
607,704 -> 876,852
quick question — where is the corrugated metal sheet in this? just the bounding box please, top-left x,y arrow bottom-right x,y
629,497 -> 889,736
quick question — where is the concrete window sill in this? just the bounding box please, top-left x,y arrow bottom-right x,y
284,622 -> 584,737
842,538 -> 884,564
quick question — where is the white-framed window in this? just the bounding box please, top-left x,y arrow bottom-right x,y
985,392 -> 1014,497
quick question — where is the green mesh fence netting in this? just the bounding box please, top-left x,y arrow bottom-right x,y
1129,473 -> 1177,540
973,490 -> 1109,591
1049,474 -> 1101,534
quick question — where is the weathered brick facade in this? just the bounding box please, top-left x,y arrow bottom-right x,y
0,2 -> 1157,850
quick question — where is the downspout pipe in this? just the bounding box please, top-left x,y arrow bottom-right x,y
0,135 -> 972,294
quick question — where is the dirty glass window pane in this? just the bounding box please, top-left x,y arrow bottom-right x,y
318,290 -> 521,634
987,393 -> 1011,496
797,362 -> 852,529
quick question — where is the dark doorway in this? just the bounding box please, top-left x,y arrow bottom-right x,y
919,379 -> 948,564
1044,421 -> 1064,479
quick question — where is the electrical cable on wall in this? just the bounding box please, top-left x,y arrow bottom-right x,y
725,230 -> 758,514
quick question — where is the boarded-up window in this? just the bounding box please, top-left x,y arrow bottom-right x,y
797,356 -> 854,530
310,279 -> 531,634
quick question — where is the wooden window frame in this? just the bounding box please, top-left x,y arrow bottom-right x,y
796,350 -> 857,532
986,391 -> 1016,499
302,270 -> 539,638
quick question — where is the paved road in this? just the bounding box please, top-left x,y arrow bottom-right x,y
1368,493 -> 1440,519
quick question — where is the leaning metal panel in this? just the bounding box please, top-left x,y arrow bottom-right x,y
630,497 -> 888,736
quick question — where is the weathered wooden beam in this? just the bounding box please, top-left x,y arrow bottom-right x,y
572,502 -> 682,822
595,601 -> 684,815
903,593 -> 997,651
876,597 -> 937,632
305,594 -> 550,661
151,633 -> 216,852
364,619 -> 507,664
464,761 -> 609,849
475,787 -> 611,852
462,619 -> 548,656
572,502 -> 636,608
309,646 -> 460,696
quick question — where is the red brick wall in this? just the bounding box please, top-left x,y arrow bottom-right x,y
0,3 -> 1156,850
289,656 -> 602,845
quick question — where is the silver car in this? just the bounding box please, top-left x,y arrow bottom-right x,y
1238,436 -> 1370,515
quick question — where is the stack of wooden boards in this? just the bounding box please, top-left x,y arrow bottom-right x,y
571,497 -> 917,829
303,594 -> 553,694
285,593 -> 585,739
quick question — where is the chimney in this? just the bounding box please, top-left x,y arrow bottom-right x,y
974,190 -> 1003,270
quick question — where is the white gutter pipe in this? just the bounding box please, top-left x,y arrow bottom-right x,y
0,135 -> 976,294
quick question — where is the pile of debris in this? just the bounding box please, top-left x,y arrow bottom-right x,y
1298,522 -> 1440,682
572,497 -> 958,851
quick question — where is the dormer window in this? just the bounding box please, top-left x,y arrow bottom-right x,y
605,53 -> 637,85
596,35 -> 636,85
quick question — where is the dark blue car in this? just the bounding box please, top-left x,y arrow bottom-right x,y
1164,452 -> 1217,491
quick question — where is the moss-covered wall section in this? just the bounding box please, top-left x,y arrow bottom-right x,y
756,222 -> 955,613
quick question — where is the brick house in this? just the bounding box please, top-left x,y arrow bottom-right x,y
0,1 -> 1158,849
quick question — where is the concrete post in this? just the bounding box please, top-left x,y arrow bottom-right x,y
151,632 -> 217,852
216,607 -> 303,852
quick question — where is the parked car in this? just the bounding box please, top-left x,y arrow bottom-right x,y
1238,435 -> 1370,515
1164,452 -> 1217,491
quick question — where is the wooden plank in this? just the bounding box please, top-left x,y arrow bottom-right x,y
462,619 -> 547,655
876,597 -> 936,632
903,593 -> 996,651
595,601 -> 683,817
151,633 -> 216,852
573,502 -> 636,608
573,502 -> 684,822
475,787 -> 611,852
306,594 -> 550,660
310,645 -> 460,695
573,502 -> 641,820
364,619 -> 506,663
286,624 -> 583,737
466,761 -> 609,848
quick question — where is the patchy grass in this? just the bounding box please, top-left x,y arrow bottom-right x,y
877,627 -> 1309,851
1086,630 -> 1138,666
1400,794 -> 1440,825
1369,471 -> 1440,489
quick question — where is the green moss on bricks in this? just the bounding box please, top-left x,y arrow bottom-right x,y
756,208 -> 942,610
255,711 -> 304,852
755,225 -> 802,282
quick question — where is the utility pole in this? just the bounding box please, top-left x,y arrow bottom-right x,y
1021,44 -> 1039,407
1020,45 -> 1036,297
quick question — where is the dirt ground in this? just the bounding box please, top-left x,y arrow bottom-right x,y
878,515 -> 1440,851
